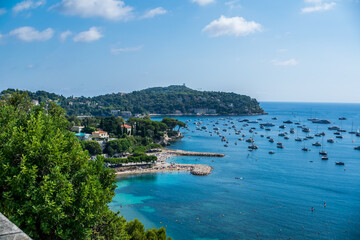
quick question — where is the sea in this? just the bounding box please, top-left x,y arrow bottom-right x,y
109,102 -> 360,240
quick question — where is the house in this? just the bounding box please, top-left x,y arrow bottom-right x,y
92,131 -> 109,139
31,100 -> 39,106
111,110 -> 120,115
72,126 -> 84,133
121,111 -> 132,119
75,133 -> 91,141
121,124 -> 132,135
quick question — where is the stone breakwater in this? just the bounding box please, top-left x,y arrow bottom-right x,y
160,149 -> 225,158
190,165 -> 213,176
115,149 -> 224,176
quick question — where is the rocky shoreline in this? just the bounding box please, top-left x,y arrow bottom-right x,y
115,149 -> 224,176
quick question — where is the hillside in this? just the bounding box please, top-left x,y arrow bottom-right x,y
1,85 -> 265,116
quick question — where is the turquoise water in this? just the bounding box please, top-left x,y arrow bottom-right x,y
109,102 -> 360,239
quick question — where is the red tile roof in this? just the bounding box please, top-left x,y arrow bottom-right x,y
121,124 -> 132,128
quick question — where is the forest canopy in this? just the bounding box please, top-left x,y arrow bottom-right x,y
1,85 -> 264,116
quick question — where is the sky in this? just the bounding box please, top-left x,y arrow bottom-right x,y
0,0 -> 359,102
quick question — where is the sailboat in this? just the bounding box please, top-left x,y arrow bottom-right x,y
349,122 -> 356,134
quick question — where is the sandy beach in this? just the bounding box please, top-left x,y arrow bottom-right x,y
115,149 -> 224,176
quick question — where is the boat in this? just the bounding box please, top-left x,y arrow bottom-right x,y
248,120 -> 258,124
272,117 -> 278,120
302,147 -> 309,151
335,162 -> 345,165
277,145 -> 284,149
354,146 -> 360,150
315,132 -> 325,137
302,127 -> 310,133
245,138 -> 254,143
334,132 -> 341,135
265,128 -> 271,131
312,119 -> 331,124
269,151 -> 275,154
339,117 -> 347,120
312,142 -> 321,147
224,144 -> 229,147
278,133 -> 286,137
283,120 -> 293,124
290,128 -> 295,134
248,144 -> 258,150
308,118 -> 319,122
321,156 -> 328,160
269,138 -> 274,143
284,136 -> 289,140
261,123 -> 275,127
319,150 -> 327,156
336,135 -> 343,139
295,137 -> 302,142
327,139 -> 335,143
328,126 -> 340,130
279,125 -> 286,129
307,135 -> 314,139
338,129 -> 347,132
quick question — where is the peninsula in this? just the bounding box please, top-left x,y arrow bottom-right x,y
1,85 -> 265,117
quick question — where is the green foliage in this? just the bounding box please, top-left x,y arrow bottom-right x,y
127,118 -> 168,139
2,85 -> 264,116
124,219 -> 171,240
100,117 -> 125,136
161,118 -> 186,131
0,93 -> 171,240
103,139 -> 132,156
81,140 -> 102,156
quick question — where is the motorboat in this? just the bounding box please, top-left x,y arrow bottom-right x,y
312,142 -> 321,147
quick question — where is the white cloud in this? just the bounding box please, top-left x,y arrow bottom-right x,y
301,0 -> 336,13
9,26 -> 54,42
73,27 -> 103,42
271,58 -> 298,66
0,8 -> 7,15
305,0 -> 322,3
225,0 -> 241,9
13,0 -> 46,14
60,30 -> 72,41
141,7 -> 167,19
191,0 -> 215,6
53,0 -> 133,20
202,15 -> 262,37
111,45 -> 143,55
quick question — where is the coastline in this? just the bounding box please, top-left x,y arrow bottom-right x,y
149,112 -> 267,117
115,149 -> 224,176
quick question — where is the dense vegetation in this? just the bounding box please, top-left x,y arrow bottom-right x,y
0,93 -> 171,240
1,85 -> 264,116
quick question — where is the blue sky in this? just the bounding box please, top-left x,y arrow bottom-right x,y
0,0 -> 359,102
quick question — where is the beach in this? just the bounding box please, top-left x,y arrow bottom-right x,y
115,149 -> 223,176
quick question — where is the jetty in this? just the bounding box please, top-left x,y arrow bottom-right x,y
115,149 -> 224,176
160,149 -> 225,157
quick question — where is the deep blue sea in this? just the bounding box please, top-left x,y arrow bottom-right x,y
109,102 -> 360,240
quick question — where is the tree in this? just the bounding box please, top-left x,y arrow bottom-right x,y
81,140 -> 102,156
0,93 -> 171,240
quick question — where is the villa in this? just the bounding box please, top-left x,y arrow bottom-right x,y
92,131 -> 109,139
